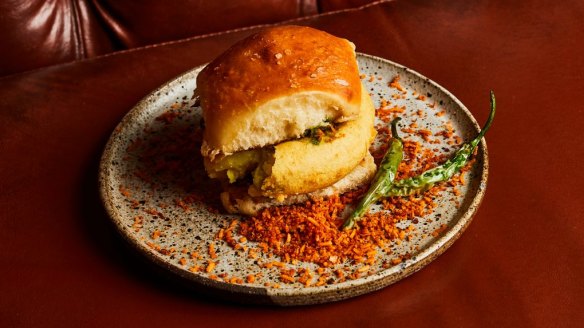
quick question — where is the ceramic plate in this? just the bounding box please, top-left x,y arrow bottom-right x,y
99,53 -> 488,306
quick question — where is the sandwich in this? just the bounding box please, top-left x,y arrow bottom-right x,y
195,25 -> 377,215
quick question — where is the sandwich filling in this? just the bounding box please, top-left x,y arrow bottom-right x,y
203,84 -> 376,198
204,120 -> 340,186
204,147 -> 274,186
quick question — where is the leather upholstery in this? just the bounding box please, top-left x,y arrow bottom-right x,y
319,0 -> 379,11
91,0 -> 318,49
0,0 -> 378,77
1,0 -> 583,326
0,0 -> 116,76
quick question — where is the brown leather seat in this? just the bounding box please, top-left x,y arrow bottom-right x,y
1,0 -> 583,325
0,0 -> 377,77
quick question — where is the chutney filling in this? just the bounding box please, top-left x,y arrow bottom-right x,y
205,121 -> 340,186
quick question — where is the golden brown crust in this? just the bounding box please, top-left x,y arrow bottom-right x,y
260,85 -> 376,196
197,25 -> 362,155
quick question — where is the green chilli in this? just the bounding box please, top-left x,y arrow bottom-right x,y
342,91 -> 496,230
385,91 -> 495,197
342,117 -> 403,230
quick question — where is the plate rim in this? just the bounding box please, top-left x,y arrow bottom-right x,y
98,53 -> 489,305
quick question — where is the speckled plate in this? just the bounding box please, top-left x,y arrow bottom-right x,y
99,53 -> 488,306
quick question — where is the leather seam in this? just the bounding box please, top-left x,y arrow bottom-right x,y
0,0 -> 393,80
90,0 -> 393,60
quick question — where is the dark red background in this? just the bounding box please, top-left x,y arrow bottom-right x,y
1,0 -> 583,326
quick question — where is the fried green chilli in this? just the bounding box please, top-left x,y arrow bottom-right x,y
343,91 -> 496,229
342,117 -> 403,230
